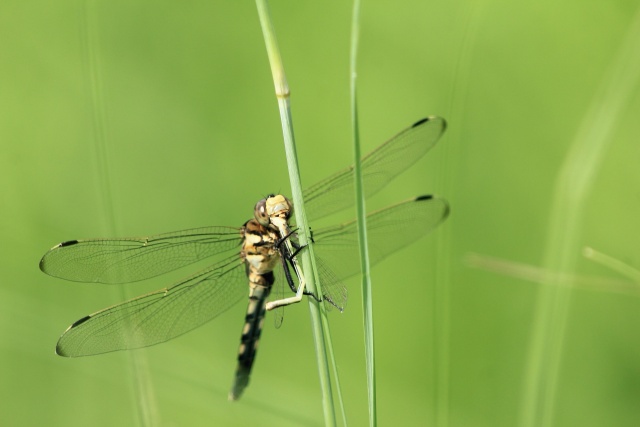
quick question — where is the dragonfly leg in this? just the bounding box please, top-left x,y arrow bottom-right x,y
266,292 -> 305,311
277,229 -> 310,261
277,243 -> 322,304
266,237 -> 307,311
303,289 -> 321,302
283,249 -> 320,301
266,251 -> 322,309
280,249 -> 298,293
288,241 -> 307,259
275,227 -> 298,248
266,253 -> 306,310
286,232 -> 324,301
267,220 -> 321,311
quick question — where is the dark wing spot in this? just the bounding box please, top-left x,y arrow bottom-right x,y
69,315 -> 91,329
412,117 -> 429,128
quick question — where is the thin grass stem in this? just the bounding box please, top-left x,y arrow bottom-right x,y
583,247 -> 640,284
435,4 -> 482,426
519,8 -> 640,427
255,1 -> 337,425
82,1 -> 158,425
320,311 -> 348,426
348,1 -> 377,426
465,252 -> 640,297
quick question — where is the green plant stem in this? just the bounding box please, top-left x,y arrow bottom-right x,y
320,310 -> 348,426
82,1 -> 157,425
349,1 -> 377,426
583,247 -> 640,284
255,1 -> 336,425
466,252 -> 639,297
519,9 -> 640,427
437,6 -> 482,427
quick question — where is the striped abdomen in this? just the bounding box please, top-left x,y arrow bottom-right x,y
229,219 -> 280,401
228,274 -> 273,400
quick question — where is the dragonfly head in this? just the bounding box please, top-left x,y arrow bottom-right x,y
254,194 -> 293,227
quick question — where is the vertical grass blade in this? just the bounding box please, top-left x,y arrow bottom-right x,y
255,1 -> 337,425
437,6 -> 483,426
320,310 -> 348,426
349,1 -> 377,426
81,2 -> 158,426
519,8 -> 640,427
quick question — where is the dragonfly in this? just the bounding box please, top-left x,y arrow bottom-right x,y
39,115 -> 450,400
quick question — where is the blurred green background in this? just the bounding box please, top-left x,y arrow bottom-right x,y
2,1 -> 640,426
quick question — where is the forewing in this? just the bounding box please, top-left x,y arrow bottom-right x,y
303,117 -> 446,221
312,195 -> 449,286
56,255 -> 247,357
40,226 -> 242,284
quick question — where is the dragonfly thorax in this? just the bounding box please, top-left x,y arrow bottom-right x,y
241,219 -> 280,278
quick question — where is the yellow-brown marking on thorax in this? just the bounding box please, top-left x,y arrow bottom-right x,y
240,218 -> 280,285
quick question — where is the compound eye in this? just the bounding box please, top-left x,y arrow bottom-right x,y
254,198 -> 269,226
284,198 -> 294,219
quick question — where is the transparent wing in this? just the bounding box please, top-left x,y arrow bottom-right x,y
271,265 -> 287,329
312,195 -> 449,311
314,256 -> 349,313
56,255 -> 247,357
302,116 -> 446,221
40,226 -> 242,284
